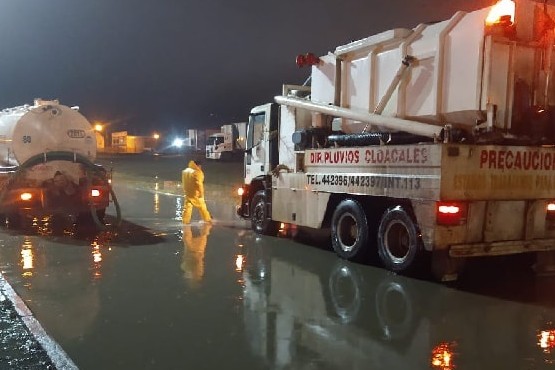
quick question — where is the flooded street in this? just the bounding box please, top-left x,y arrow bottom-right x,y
1,154 -> 555,369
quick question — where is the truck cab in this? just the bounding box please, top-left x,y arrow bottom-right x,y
244,103 -> 279,184
206,133 -> 226,160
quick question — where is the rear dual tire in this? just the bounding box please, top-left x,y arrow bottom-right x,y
377,206 -> 424,274
330,200 -> 425,274
331,199 -> 369,261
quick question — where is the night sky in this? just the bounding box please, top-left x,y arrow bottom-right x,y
0,0 -> 492,135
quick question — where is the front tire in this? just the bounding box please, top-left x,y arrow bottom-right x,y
377,206 -> 424,274
251,190 -> 278,236
331,199 -> 369,261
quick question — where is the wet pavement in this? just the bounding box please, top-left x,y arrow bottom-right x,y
0,285 -> 55,369
1,153 -> 555,369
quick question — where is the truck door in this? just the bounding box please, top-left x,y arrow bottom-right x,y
245,103 -> 278,184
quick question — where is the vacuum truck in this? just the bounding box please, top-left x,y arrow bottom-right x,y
237,0 -> 555,281
0,98 -> 115,228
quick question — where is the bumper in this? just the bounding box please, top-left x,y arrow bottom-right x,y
1,186 -> 110,216
449,238 -> 555,258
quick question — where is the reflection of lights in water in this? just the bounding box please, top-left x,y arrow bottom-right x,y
92,241 -> 102,263
153,182 -> 160,214
175,197 -> 183,220
235,254 -> 244,272
154,193 -> 160,214
539,329 -> 555,353
34,215 -> 76,237
90,235 -> 112,280
20,237 -> 34,277
431,342 -> 456,370
278,222 -> 287,236
177,228 -> 183,241
277,222 -> 297,237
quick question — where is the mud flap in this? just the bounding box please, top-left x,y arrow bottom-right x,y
431,250 -> 465,282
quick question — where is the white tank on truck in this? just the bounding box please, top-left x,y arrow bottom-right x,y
238,0 -> 555,281
0,99 -> 119,229
0,98 -> 97,166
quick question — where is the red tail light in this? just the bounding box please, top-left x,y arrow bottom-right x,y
91,189 -> 101,197
436,202 -> 467,226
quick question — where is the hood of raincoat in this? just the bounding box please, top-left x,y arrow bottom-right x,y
188,160 -> 201,171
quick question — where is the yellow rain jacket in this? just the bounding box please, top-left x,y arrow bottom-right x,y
182,160 -> 211,223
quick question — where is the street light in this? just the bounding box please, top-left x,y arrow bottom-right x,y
172,138 -> 184,148
94,123 -> 107,152
151,133 -> 161,154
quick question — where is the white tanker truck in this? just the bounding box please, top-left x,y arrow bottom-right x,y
237,0 -> 555,281
0,98 -> 117,228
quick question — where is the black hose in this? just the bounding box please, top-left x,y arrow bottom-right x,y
328,132 -> 433,147
84,165 -> 122,230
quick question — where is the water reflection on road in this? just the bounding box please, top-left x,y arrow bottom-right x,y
238,230 -> 555,370
0,181 -> 555,369
181,223 -> 212,289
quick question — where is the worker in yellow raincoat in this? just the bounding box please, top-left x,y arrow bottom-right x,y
182,160 -> 212,224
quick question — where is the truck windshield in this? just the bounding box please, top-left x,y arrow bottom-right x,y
247,113 -> 265,149
207,136 -> 224,146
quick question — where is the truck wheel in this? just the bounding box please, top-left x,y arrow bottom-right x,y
331,199 -> 369,261
251,190 -> 278,236
377,206 -> 423,273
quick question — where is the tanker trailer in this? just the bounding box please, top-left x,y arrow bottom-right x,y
0,98 -> 116,228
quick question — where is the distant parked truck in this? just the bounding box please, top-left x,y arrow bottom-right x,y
206,122 -> 246,161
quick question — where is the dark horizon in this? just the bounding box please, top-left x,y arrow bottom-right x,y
0,0 -> 492,135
